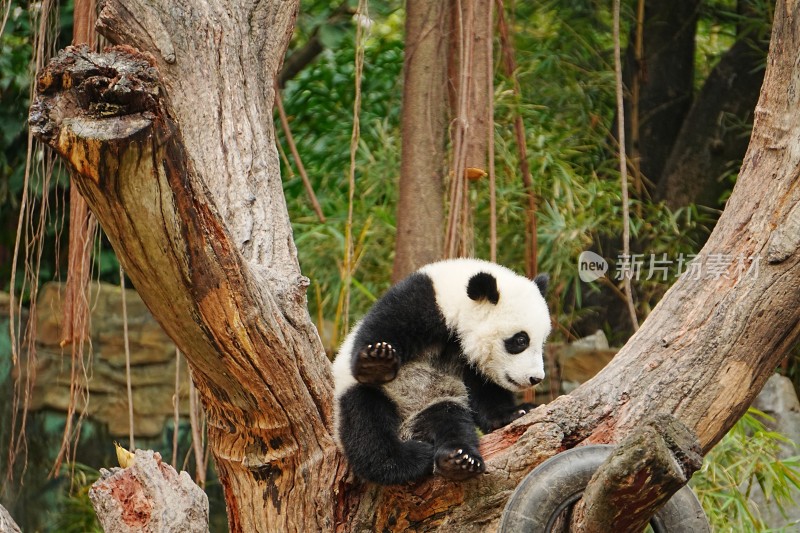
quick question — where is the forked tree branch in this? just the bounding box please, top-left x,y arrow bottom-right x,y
28,0 -> 800,530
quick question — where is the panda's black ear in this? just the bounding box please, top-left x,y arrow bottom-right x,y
467,272 -> 500,304
533,273 -> 549,297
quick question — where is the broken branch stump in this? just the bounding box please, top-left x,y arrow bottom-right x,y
570,414 -> 703,532
89,449 -> 209,533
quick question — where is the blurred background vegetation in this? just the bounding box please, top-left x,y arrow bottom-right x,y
1,0 -> 798,530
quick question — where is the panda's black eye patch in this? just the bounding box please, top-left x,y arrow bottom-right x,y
504,332 -> 530,354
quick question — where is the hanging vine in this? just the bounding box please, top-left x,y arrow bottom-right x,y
495,0 -> 537,278
120,266 -> 135,451
340,0 -> 368,336
6,0 -> 61,488
51,0 -> 101,477
613,0 -> 640,331
444,0 -> 475,258
486,0 -> 497,262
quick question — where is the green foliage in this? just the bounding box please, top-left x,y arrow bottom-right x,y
691,408 -> 800,532
0,1 -> 36,287
0,0 -> 769,343
278,0 -> 751,347
483,2 -> 621,331
475,2 -> 719,338
290,0 -> 402,51
0,3 -> 33,206
280,10 -> 404,348
696,0 -> 772,90
0,0 -> 76,206
51,463 -> 103,533
0,0 -> 77,293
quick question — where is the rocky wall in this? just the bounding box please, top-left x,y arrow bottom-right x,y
16,282 -> 191,438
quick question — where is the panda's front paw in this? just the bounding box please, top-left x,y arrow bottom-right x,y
353,342 -> 399,384
506,402 -> 537,424
435,447 -> 485,481
484,403 -> 539,432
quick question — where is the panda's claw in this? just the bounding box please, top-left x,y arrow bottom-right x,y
353,341 -> 400,384
436,447 -> 485,481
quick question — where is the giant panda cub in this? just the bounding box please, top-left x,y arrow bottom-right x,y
332,258 -> 551,485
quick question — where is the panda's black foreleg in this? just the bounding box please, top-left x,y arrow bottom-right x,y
349,270 -> 449,385
338,384 -> 434,485
410,401 -> 485,481
464,364 -> 539,432
474,394 -> 538,433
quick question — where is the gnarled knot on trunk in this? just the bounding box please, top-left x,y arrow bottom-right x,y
30,44 -> 162,141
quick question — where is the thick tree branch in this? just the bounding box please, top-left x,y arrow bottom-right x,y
96,0 -> 299,271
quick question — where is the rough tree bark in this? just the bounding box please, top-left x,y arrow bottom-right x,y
28,0 -> 800,531
392,0 -> 449,282
452,0 -> 491,173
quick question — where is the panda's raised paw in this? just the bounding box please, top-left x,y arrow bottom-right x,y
353,342 -> 400,384
435,447 -> 485,481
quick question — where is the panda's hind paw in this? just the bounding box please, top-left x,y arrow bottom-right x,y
435,448 -> 485,481
354,342 -> 399,384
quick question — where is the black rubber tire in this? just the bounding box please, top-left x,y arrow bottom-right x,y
499,445 -> 710,532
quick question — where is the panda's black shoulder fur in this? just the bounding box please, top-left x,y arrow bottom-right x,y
350,272 -> 450,365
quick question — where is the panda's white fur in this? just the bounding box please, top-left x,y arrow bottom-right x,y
419,259 -> 550,390
333,258 -> 551,485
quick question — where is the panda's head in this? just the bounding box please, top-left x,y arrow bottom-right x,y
422,259 -> 551,392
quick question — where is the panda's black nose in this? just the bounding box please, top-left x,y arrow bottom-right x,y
529,377 -> 542,385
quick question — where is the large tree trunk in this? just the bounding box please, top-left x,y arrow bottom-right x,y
623,0 -> 699,189
392,0 -> 449,282
656,32 -> 769,209
39,1 -> 342,530
29,0 -> 800,531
